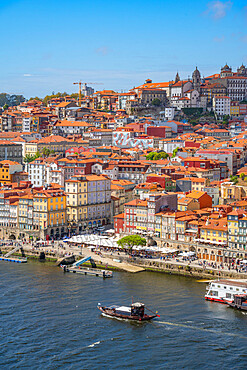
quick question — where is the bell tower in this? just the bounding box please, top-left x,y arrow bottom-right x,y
175,72 -> 180,84
192,66 -> 201,91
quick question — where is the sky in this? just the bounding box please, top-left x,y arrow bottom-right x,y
0,0 -> 246,97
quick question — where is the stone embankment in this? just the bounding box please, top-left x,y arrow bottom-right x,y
1,244 -> 247,279
124,257 -> 247,279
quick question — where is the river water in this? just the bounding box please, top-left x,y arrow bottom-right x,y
0,262 -> 247,369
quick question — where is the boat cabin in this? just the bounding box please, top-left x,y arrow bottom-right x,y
233,294 -> 247,307
131,302 -> 145,317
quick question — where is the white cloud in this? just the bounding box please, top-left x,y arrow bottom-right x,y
204,1 -> 232,20
95,46 -> 110,56
213,36 -> 225,42
23,73 -> 32,77
241,35 -> 247,43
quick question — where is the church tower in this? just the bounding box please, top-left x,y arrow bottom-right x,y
192,66 -> 201,91
175,72 -> 180,84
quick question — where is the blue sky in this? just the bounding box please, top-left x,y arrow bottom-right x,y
0,0 -> 246,97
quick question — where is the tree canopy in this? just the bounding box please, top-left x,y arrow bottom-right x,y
182,107 -> 203,116
171,147 -> 179,158
0,93 -> 25,108
151,98 -> 161,106
117,235 -> 146,250
146,151 -> 169,160
23,151 -> 40,164
30,92 -> 80,106
230,175 -> 238,185
43,92 -> 68,106
42,147 -> 55,158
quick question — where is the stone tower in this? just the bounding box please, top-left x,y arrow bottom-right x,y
175,72 -> 180,84
192,66 -> 201,91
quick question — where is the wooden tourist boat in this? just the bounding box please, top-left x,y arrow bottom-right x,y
98,302 -> 159,321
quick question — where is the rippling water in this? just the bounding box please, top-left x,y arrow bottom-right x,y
0,262 -> 247,369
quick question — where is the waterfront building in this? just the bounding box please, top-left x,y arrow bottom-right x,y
65,174 -> 111,233
118,192 -> 177,234
33,187 -> 67,240
18,193 -> 34,235
227,210 -> 246,250
200,219 -> 228,246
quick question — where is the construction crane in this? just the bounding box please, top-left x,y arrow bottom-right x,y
73,81 -> 103,107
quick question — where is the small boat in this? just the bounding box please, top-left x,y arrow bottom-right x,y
226,294 -> 247,311
98,302 -> 159,321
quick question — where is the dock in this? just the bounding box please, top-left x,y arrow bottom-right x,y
0,256 -> 27,263
80,249 -> 145,273
64,266 -> 113,278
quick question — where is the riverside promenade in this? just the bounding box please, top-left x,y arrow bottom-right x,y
0,242 -> 144,273
1,241 -> 247,279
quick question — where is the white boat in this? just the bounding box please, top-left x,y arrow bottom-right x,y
205,279 -> 247,304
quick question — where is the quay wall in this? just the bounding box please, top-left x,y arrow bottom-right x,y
1,246 -> 247,279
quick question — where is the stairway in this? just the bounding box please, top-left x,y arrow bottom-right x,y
4,244 -> 22,258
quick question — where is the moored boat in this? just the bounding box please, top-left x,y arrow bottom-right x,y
98,302 -> 159,321
226,294 -> 247,311
205,279 -> 247,304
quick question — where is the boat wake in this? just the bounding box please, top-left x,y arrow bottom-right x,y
88,341 -> 101,348
157,321 -> 247,339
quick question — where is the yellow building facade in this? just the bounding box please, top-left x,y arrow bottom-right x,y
33,188 -> 66,238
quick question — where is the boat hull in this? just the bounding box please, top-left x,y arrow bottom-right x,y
98,306 -> 156,321
205,296 -> 232,304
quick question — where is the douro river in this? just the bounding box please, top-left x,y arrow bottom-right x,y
0,262 -> 247,369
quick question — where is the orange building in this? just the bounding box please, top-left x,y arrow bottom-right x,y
0,160 -> 23,185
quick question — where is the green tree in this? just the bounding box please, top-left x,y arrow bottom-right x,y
146,151 -> 169,160
239,173 -> 245,179
222,114 -> 230,126
117,235 -> 146,253
151,98 -> 161,106
23,150 -> 40,163
3,104 -> 9,110
230,175 -> 238,185
146,152 -> 156,160
0,93 -> 25,107
41,147 -> 54,158
29,96 -> 43,102
172,147 -> 179,158
43,92 -> 68,106
70,93 -> 79,100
